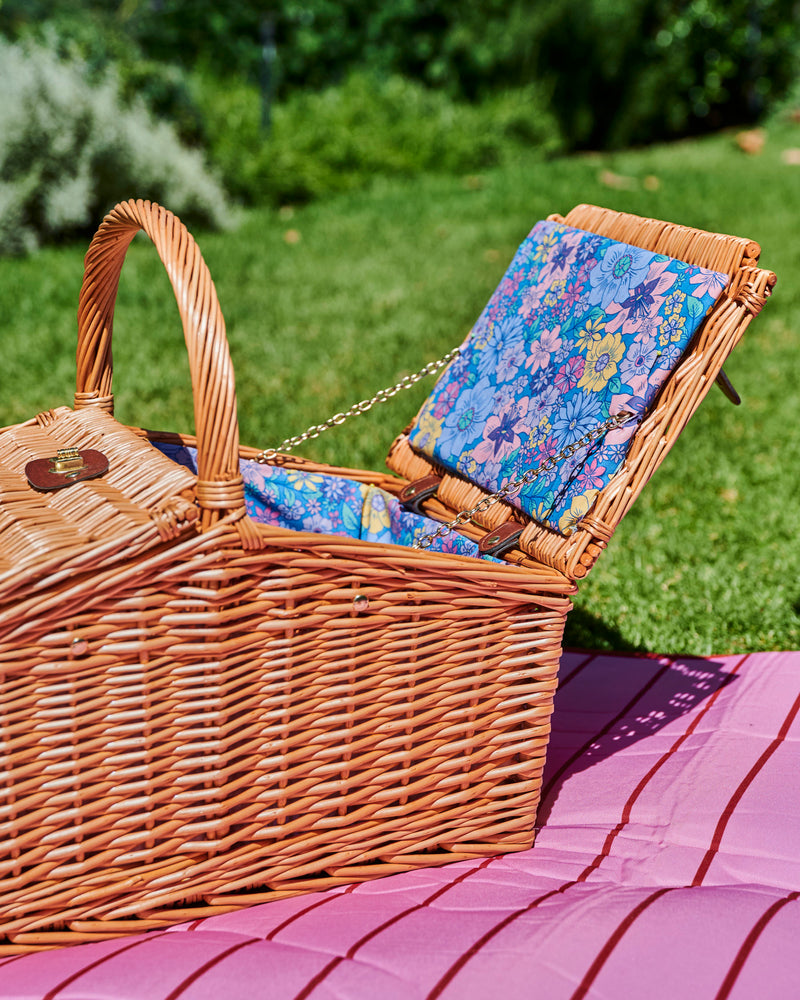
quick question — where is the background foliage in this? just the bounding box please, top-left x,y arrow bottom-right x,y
0,35 -> 230,255
0,0 -> 797,246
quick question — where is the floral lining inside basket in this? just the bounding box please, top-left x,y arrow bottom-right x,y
157,442 -> 502,561
158,219 -> 730,556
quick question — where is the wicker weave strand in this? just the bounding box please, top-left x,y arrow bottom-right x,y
72,200 -> 264,550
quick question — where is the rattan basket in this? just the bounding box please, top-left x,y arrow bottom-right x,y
0,200 -> 775,952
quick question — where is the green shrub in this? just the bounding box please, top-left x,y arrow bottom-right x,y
4,1 -> 798,156
536,0 -> 800,148
0,36 -> 230,256
196,71 -> 563,206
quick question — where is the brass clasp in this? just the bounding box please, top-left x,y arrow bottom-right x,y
50,448 -> 86,477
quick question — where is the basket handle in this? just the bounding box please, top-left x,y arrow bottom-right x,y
75,198 -> 262,546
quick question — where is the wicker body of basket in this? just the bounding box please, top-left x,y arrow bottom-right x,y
0,200 -> 774,952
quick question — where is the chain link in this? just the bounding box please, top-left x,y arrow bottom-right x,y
256,348 -> 462,463
412,410 -> 636,550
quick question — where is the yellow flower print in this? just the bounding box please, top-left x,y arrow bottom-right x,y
544,278 -> 567,309
362,486 -> 392,537
558,489 -> 599,534
414,410 -> 443,448
577,332 -> 625,392
664,290 -> 686,315
473,320 -> 493,352
533,229 -> 558,263
286,471 -> 324,487
575,312 -> 606,352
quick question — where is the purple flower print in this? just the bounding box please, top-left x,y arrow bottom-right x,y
473,399 -> 530,465
618,275 -> 661,321
529,383 -> 560,422
529,364 -> 557,395
605,260 -> 677,335
588,243 -> 652,310
573,233 -> 604,266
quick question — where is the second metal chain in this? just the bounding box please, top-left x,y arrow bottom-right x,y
256,347 -> 462,463
412,410 -> 636,550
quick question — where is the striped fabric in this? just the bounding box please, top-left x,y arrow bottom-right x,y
3,650 -> 799,1000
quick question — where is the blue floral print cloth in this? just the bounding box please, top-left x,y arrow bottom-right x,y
407,220 -> 729,534
155,443 -> 498,560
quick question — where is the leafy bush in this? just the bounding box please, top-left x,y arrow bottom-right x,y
35,0 -> 797,150
196,71 -> 563,206
0,36 -> 230,256
533,0 -> 800,148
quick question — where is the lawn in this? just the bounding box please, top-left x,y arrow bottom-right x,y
2,119 -> 799,655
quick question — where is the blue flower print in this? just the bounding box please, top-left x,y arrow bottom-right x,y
437,376 -> 495,455
551,391 -> 603,445
588,244 -> 652,311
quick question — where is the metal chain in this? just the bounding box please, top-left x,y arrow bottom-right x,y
256,347 -> 462,463
412,410 -> 636,550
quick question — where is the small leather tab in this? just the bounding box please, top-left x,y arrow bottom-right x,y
25,449 -> 109,493
479,522 -> 524,558
399,475 -> 441,515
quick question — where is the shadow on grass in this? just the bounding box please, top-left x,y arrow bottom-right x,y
563,605 -> 644,654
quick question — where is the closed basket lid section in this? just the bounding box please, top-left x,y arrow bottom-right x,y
0,407 -> 198,581
406,219 -> 729,535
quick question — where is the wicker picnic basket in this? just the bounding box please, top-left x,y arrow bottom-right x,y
0,200 -> 775,952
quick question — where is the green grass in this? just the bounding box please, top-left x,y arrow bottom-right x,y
2,121 -> 799,655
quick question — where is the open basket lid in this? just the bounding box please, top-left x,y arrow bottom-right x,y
387,205 -> 776,580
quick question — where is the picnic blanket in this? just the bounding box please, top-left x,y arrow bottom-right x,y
2,648 -> 798,1000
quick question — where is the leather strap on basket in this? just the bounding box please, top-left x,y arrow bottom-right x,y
75,199 -> 262,548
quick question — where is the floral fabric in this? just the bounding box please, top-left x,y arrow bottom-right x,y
408,220 -> 729,533
154,443 -> 497,560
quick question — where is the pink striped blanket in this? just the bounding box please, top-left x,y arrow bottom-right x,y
2,649 -> 798,999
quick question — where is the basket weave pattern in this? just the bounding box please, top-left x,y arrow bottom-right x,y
0,200 -> 577,951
